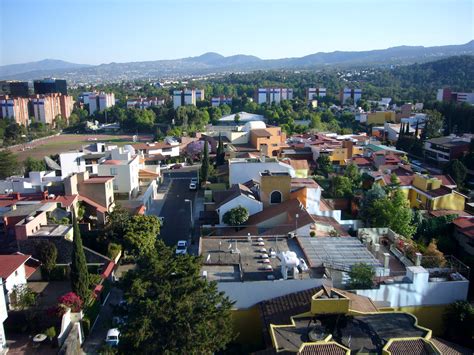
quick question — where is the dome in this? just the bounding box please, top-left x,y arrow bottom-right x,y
123,145 -> 136,155
243,121 -> 266,132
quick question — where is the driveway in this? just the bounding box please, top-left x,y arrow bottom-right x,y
81,288 -> 123,354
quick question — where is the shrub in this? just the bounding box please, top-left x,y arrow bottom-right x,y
57,292 -> 83,313
107,242 -> 122,260
45,326 -> 56,341
349,263 -> 375,290
89,274 -> 102,288
309,231 -> 316,237
82,317 -> 91,336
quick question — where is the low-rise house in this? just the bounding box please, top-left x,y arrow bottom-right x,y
284,159 -> 309,178
0,254 -> 40,306
249,126 -> 286,157
424,134 -> 472,167
212,184 -> 263,224
453,217 -> 474,256
0,280 -> 7,350
229,157 -> 294,185
133,139 -> 180,158
290,178 -> 322,214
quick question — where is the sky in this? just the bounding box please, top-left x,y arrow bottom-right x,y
0,0 -> 473,66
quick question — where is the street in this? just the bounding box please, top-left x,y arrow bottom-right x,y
154,169 -> 199,247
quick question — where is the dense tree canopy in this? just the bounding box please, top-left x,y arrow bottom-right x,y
119,240 -> 235,354
123,215 -> 160,256
0,149 -> 20,179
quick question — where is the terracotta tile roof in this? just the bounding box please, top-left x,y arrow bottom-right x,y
139,169 -> 160,178
251,129 -> 272,137
429,210 -> 471,218
101,160 -> 123,165
425,185 -> 453,198
453,217 -> 474,238
78,195 -> 108,213
82,176 -> 114,184
351,157 -> 372,166
291,178 -> 321,189
433,175 -> 457,187
299,343 -> 348,355
0,254 -> 30,280
311,215 -> 350,237
431,337 -> 473,355
213,184 -> 257,208
288,159 -> 309,171
386,339 -> 437,355
53,195 -> 78,208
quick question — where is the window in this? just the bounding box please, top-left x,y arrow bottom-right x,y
113,184 -> 118,191
270,190 -> 282,204
416,193 -> 422,203
110,168 -> 118,175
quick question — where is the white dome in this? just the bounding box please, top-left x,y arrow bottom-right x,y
243,121 -> 266,132
123,145 -> 136,155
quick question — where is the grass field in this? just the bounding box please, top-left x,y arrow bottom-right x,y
11,133 -> 154,161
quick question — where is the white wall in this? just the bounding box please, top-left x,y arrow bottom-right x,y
355,266 -> 469,307
305,187 -> 321,214
217,278 -> 331,309
98,154 -> 139,198
0,279 -> 7,348
4,265 -> 27,297
60,152 -> 86,178
229,161 -> 295,185
218,196 -> 263,224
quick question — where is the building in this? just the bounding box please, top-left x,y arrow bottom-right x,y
229,157 -> 295,185
211,96 -> 232,107
133,138 -> 180,158
33,78 -> 67,95
436,88 -> 474,104
0,81 -> 30,97
88,92 -> 115,114
0,279 -> 7,350
30,93 -> 74,125
249,126 -> 286,157
339,88 -> 362,105
257,88 -> 293,104
172,89 -> 205,109
453,217 -> 474,256
126,97 -> 164,109
212,184 -> 263,224
0,254 -> 39,306
424,134 -> 472,166
306,87 -> 326,100
366,110 -> 396,125
0,95 -> 30,126
97,148 -> 140,200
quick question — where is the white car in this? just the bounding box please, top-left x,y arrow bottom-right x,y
189,182 -> 197,190
105,328 -> 120,346
176,240 -> 188,255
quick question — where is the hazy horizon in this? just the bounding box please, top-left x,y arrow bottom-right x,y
1,0 -> 473,66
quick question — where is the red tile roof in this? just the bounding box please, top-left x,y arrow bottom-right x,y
82,176 -> 114,184
78,195 -> 108,213
299,343 -> 348,355
0,254 -> 30,280
101,160 -> 122,165
453,217 -> 474,238
386,338 -> 436,355
287,159 -> 309,171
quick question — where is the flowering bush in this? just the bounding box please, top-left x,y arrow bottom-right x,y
48,292 -> 84,317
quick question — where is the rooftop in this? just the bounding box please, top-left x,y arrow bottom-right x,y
0,254 -> 30,280
81,176 -> 114,184
296,236 -> 382,270
200,236 -> 314,282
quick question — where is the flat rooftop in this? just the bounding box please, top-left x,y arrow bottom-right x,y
273,313 -> 428,353
200,236 -> 317,282
31,224 -> 72,237
297,236 -> 382,270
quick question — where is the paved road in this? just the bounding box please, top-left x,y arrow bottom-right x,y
156,170 -> 198,247
82,287 -> 123,354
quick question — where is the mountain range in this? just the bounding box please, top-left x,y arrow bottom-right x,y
1,41 -> 473,82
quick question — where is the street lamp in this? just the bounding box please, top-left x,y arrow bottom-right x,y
184,199 -> 194,229
295,213 -> 299,236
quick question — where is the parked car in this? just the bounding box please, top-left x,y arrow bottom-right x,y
170,164 -> 182,170
191,177 -> 198,184
189,182 -> 197,190
175,240 -> 188,255
105,328 -> 120,346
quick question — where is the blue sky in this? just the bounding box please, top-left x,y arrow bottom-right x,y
0,0 -> 473,65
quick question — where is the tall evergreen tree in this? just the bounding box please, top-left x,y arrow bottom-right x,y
70,217 -> 89,303
216,134 -> 225,166
405,122 -> 410,135
414,120 -> 419,138
200,140 -> 209,183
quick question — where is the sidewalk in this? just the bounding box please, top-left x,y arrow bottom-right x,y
147,179 -> 171,217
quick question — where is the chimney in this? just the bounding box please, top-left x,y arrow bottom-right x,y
383,252 -> 390,269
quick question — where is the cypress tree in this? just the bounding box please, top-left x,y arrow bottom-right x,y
70,216 -> 90,303
405,122 -> 410,135
414,120 -> 419,138
216,134 -> 225,166
200,140 -> 209,183
399,123 -> 404,137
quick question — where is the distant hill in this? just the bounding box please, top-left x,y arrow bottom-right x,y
1,41 -> 473,82
0,59 -> 90,78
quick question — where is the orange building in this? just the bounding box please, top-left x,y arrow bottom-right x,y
250,126 -> 286,157
0,95 -> 30,126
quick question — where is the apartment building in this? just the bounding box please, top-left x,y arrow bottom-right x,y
88,92 -> 115,114
257,88 -> 293,104
437,88 -> 474,104
126,97 -> 164,109
211,96 -> 232,107
424,134 -> 472,166
0,95 -> 30,126
0,81 -> 29,97
172,88 -> 205,109
306,87 -> 327,100
33,78 -> 67,95
339,87 -> 362,105
30,93 -> 74,125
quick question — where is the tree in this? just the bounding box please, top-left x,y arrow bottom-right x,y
316,155 -> 332,177
332,176 -> 353,198
216,134 -> 225,166
390,189 -> 416,238
70,218 -> 90,303
200,138 -> 209,183
119,240 -> 235,354
443,301 -> 474,347
123,215 -> 160,256
344,163 -> 361,190
443,159 -> 467,187
223,206 -> 249,229
421,239 -> 446,268
234,112 -> 240,124
24,157 -> 46,176
349,263 -> 375,289
422,110 -> 444,140
35,240 -> 57,279
0,149 -> 20,179
105,204 -> 131,240
11,285 -> 37,310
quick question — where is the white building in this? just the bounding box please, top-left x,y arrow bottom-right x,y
214,185 -> 263,224
88,92 -> 115,114
0,254 -> 37,307
257,88 -> 293,104
173,90 -> 183,109
0,278 -> 7,350
183,89 -> 195,106
307,87 -> 326,100
126,97 -> 164,109
98,148 -> 140,199
229,158 -> 295,185
173,89 -> 205,109
133,137 -> 180,158
0,171 -> 62,194
195,89 -> 205,101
